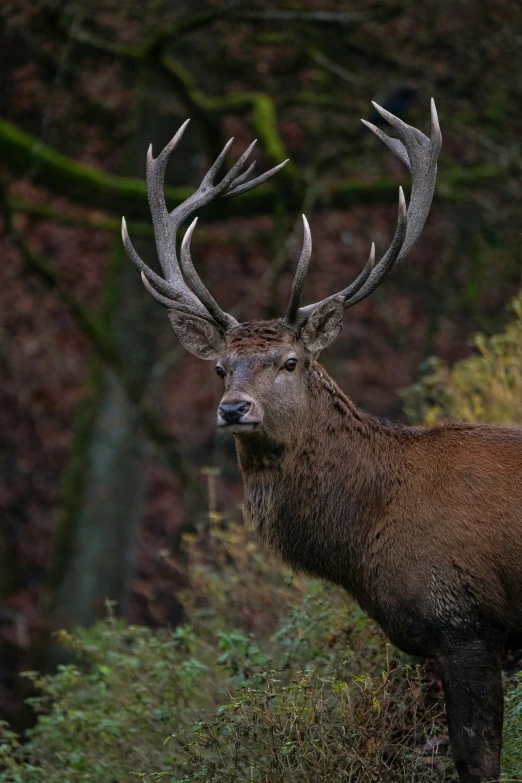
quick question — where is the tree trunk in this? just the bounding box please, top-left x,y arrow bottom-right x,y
45,67 -> 167,637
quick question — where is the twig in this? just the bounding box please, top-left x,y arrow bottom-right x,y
303,47 -> 365,86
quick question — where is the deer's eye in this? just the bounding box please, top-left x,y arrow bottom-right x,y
215,366 -> 225,379
284,358 -> 297,372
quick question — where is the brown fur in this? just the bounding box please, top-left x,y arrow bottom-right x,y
209,320 -> 521,783
226,321 -> 298,352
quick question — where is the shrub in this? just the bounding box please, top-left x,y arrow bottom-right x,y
162,668 -> 446,783
0,611 -> 448,782
0,616 -> 219,782
0,515 -> 449,782
401,293 -> 522,427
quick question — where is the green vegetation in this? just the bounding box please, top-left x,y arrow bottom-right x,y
402,293 -> 522,427
0,506 -> 448,782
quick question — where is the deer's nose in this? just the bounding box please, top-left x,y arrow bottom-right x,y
218,401 -> 251,424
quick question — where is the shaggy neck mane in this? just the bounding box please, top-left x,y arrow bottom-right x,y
234,361 -> 407,595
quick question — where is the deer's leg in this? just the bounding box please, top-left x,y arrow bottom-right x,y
439,640 -> 504,783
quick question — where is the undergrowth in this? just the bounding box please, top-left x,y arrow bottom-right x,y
0,498 -> 449,782
402,293 -> 522,427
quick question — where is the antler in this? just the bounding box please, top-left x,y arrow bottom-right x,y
285,98 -> 442,327
122,120 -> 289,331
123,102 -> 441,338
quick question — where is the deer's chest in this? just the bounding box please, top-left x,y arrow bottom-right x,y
242,468 -> 367,586
241,467 -> 423,634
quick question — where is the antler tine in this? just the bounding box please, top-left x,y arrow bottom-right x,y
344,187 -> 407,308
200,137 -> 235,187
285,215 -> 312,324
140,271 -> 178,309
148,119 -> 191,189
139,271 -> 216,323
430,97 -> 443,161
360,119 -> 411,170
218,140 -> 257,191
228,160 -> 256,190
224,158 -> 289,198
292,99 -> 440,325
122,217 -> 189,301
180,218 -> 238,332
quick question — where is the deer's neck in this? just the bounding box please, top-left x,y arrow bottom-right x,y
235,363 -> 407,603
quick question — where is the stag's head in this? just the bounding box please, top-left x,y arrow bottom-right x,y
122,102 -> 441,438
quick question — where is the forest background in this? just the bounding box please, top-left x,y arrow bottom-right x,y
1,1 -> 522,777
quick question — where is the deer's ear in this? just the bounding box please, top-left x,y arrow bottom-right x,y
168,311 -> 225,360
300,296 -> 344,357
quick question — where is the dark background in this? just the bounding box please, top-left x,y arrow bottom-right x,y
0,0 -> 521,726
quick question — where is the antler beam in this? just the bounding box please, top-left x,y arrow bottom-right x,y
285,99 -> 441,327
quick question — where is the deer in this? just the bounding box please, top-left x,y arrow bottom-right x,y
121,100 -> 522,783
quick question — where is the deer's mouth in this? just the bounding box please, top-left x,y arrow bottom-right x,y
217,421 -> 261,434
